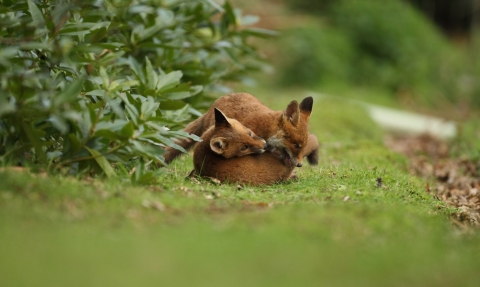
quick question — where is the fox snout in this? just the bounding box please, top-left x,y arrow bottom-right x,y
286,150 -> 305,168
252,137 -> 267,153
290,156 -> 303,168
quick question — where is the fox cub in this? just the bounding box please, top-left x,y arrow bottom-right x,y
198,108 -> 267,159
164,93 -> 318,169
193,108 -> 319,186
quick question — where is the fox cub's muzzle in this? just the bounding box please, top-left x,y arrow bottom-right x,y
251,137 -> 267,154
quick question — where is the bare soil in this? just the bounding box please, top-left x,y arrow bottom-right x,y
385,134 -> 480,227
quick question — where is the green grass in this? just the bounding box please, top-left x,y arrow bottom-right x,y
1,90 -> 480,287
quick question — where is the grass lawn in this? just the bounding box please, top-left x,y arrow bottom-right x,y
1,89 -> 480,287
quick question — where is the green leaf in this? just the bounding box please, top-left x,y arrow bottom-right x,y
98,51 -> 125,66
145,122 -> 170,133
139,25 -> 162,42
108,80 -> 139,93
205,0 -> 225,12
95,119 -> 133,139
78,101 -> 93,140
52,1 -> 70,33
18,42 -> 53,51
240,28 -> 279,38
104,96 -> 126,119
130,158 -> 165,185
145,57 -> 158,90
57,30 -> 92,36
28,0 -> 46,30
46,151 -> 62,160
190,85 -> 203,96
99,66 -> 109,90
158,83 -> 192,95
96,42 -> 124,50
20,121 -> 47,163
148,134 -> 187,153
165,92 -> 192,100
129,5 -> 155,14
126,56 -> 145,83
0,47 -> 19,59
93,129 -> 122,141
119,121 -> 135,139
130,9 -> 173,44
86,90 -> 106,97
54,77 -> 85,106
0,96 -> 16,117
159,100 -> 187,110
170,130 -> 202,142
223,1 -> 237,28
157,71 -> 182,92
132,140 -> 164,156
53,66 -> 77,75
119,93 -> 139,125
67,133 -> 82,152
49,114 -> 68,134
115,162 -> 130,178
85,146 -> 117,178
141,96 -> 160,119
131,170 -> 160,185
90,21 -> 110,31
222,48 -> 243,67
240,15 -> 259,26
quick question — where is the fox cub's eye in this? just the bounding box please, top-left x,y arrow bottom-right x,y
241,145 -> 248,151
293,143 -> 300,149
248,131 -> 252,136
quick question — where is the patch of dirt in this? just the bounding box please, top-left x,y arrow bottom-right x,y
385,134 -> 480,226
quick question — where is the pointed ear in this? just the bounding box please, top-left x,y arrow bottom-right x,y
283,100 -> 300,126
214,108 -> 231,128
210,137 -> 227,154
299,97 -> 313,117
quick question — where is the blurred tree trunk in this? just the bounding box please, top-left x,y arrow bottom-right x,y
473,0 -> 480,36
407,0 -> 473,39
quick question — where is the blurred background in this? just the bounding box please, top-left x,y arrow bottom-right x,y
230,0 -> 480,120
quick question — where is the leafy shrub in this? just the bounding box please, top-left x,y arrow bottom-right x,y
279,0 -> 478,109
0,0 -> 274,182
329,0 -> 457,89
279,26 -> 355,87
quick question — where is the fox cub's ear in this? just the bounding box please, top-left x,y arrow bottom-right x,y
210,137 -> 228,154
299,96 -> 313,117
284,100 -> 300,126
214,108 -> 231,127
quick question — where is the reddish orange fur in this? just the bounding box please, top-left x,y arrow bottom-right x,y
194,126 -> 319,186
207,108 -> 267,159
164,93 -> 317,167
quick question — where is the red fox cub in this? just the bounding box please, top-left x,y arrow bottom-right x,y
193,109 -> 319,186
198,108 -> 268,160
164,93 -> 317,168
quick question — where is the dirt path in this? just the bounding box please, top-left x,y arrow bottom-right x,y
385,134 -> 480,227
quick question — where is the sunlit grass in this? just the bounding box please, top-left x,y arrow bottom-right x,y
1,89 -> 479,287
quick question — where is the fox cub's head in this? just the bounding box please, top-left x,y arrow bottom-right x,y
210,108 -> 267,158
270,96 -> 313,168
